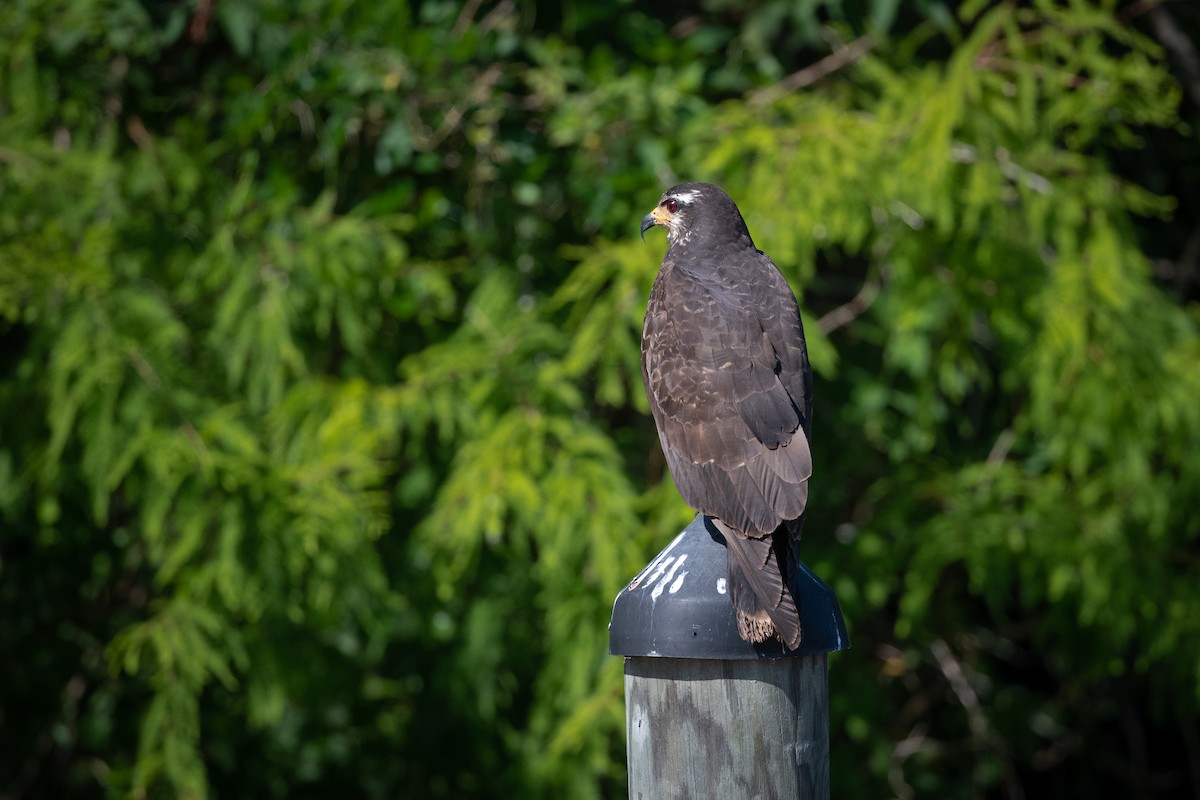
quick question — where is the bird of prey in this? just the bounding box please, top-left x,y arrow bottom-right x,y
639,182 -> 812,650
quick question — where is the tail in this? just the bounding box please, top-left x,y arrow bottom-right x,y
711,518 -> 802,650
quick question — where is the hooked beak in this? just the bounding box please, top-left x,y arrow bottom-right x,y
640,206 -> 671,241
640,213 -> 656,241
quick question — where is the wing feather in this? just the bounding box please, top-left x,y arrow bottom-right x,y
642,254 -> 811,537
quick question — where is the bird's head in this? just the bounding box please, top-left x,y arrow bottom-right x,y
640,182 -> 753,249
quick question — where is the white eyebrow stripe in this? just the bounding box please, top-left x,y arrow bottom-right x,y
671,190 -> 700,204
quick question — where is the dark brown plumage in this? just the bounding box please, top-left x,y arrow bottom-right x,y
639,182 -> 812,649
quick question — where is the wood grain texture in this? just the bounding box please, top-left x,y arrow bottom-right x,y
625,656 -> 829,800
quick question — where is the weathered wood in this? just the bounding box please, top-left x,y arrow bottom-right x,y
611,519 -> 846,797
625,655 -> 829,800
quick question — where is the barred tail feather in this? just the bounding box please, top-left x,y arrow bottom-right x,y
711,518 -> 802,650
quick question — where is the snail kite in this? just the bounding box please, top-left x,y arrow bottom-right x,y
640,182 -> 812,650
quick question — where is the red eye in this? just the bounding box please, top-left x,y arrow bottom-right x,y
665,198 -> 679,213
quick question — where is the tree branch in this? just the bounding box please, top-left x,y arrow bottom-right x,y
818,277 -> 879,335
750,36 -> 875,107
1147,3 -> 1200,107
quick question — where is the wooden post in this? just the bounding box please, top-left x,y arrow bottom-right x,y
625,655 -> 829,799
610,516 -> 848,800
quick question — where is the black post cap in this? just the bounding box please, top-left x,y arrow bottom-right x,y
609,515 -> 850,659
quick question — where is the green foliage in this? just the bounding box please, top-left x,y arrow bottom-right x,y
2,1 -> 1199,798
